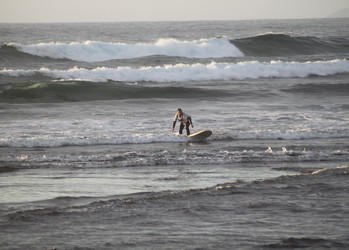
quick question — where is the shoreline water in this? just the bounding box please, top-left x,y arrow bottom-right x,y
1,163 -> 348,249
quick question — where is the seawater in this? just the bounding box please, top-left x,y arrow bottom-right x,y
0,19 -> 349,249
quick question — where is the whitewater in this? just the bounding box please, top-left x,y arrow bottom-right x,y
1,19 -> 349,250
2,59 -> 349,82
7,38 -> 244,61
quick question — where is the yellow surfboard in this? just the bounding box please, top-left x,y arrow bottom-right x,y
187,130 -> 212,140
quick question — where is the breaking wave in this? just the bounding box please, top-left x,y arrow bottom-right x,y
2,34 -> 348,63
4,38 -> 244,62
1,59 -> 348,83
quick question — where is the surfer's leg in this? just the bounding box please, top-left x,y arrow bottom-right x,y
185,121 -> 190,135
179,123 -> 184,134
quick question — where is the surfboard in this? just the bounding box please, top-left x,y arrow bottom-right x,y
187,130 -> 212,140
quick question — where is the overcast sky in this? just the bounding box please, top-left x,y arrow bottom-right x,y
1,0 -> 348,23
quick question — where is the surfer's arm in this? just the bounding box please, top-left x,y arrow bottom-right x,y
172,114 -> 178,131
188,117 -> 194,128
172,120 -> 176,131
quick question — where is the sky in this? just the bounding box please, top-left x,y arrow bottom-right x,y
0,0 -> 348,23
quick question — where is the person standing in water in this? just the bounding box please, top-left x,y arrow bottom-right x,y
172,108 -> 194,135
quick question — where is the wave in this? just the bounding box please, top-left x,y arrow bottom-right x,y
7,164 -> 349,216
5,163 -> 348,250
1,122 -> 348,148
2,79 -> 348,104
232,33 -> 349,56
264,237 -> 349,249
0,43 -> 47,62
4,38 -> 244,62
0,82 -> 229,103
2,34 -> 348,63
1,132 -> 349,165
282,82 -> 349,97
1,59 -> 348,84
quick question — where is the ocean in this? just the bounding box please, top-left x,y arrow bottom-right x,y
0,19 -> 348,249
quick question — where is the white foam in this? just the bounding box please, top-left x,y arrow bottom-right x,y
11,38 -> 244,62
2,59 -> 348,82
0,133 -> 184,148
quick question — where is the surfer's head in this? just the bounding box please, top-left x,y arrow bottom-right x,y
177,108 -> 182,115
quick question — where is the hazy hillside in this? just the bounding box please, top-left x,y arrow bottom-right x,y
329,8 -> 349,18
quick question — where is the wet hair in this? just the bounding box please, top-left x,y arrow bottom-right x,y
177,108 -> 182,112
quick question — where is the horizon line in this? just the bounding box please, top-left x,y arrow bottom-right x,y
1,16 -> 348,24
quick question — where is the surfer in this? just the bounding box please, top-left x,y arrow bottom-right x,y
172,108 -> 194,135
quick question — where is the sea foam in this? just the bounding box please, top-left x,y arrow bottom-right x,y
11,38 -> 244,62
2,59 -> 348,82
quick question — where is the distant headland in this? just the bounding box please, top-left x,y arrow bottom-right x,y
329,8 -> 349,18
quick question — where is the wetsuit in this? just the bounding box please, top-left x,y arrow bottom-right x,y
173,112 -> 193,135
